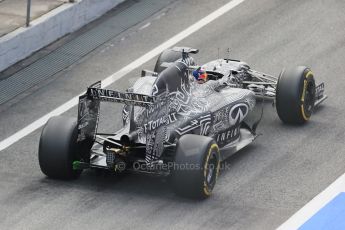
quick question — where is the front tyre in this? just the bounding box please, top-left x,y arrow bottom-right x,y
171,134 -> 220,199
39,116 -> 83,179
276,66 -> 316,124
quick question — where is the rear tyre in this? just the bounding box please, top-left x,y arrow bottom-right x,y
39,116 -> 83,179
154,49 -> 183,74
276,66 -> 316,124
171,134 -> 220,199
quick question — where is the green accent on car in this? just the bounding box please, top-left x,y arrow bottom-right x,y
73,161 -> 81,170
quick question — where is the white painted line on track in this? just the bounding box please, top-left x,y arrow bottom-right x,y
0,0 -> 245,151
277,173 -> 345,230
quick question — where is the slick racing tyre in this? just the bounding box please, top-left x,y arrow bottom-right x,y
39,116 -> 83,179
276,66 -> 316,124
154,49 -> 183,74
171,134 -> 220,199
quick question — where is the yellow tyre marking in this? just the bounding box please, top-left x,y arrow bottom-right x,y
300,70 -> 313,121
305,71 -> 313,78
301,80 -> 307,102
301,104 -> 309,121
203,143 -> 220,196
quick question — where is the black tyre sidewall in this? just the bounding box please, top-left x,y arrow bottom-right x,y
39,116 -> 82,179
276,67 -> 315,124
171,134 -> 220,199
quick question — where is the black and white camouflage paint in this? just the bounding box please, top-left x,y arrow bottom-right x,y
126,58 -> 255,162
78,51 -> 256,164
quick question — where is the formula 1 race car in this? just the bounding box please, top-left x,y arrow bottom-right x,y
38,47 -> 327,199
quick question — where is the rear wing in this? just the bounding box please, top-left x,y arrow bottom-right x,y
77,81 -> 156,142
86,87 -> 155,107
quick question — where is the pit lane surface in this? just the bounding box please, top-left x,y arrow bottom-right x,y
1,0 -> 345,229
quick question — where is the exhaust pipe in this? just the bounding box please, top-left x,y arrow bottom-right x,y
120,131 -> 138,146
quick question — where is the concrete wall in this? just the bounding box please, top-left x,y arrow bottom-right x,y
0,0 -> 124,72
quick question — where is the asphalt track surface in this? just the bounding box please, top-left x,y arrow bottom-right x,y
0,0 -> 345,229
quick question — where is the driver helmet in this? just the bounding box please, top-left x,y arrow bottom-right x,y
193,67 -> 208,84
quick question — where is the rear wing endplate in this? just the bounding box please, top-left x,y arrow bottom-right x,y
77,81 -> 156,142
